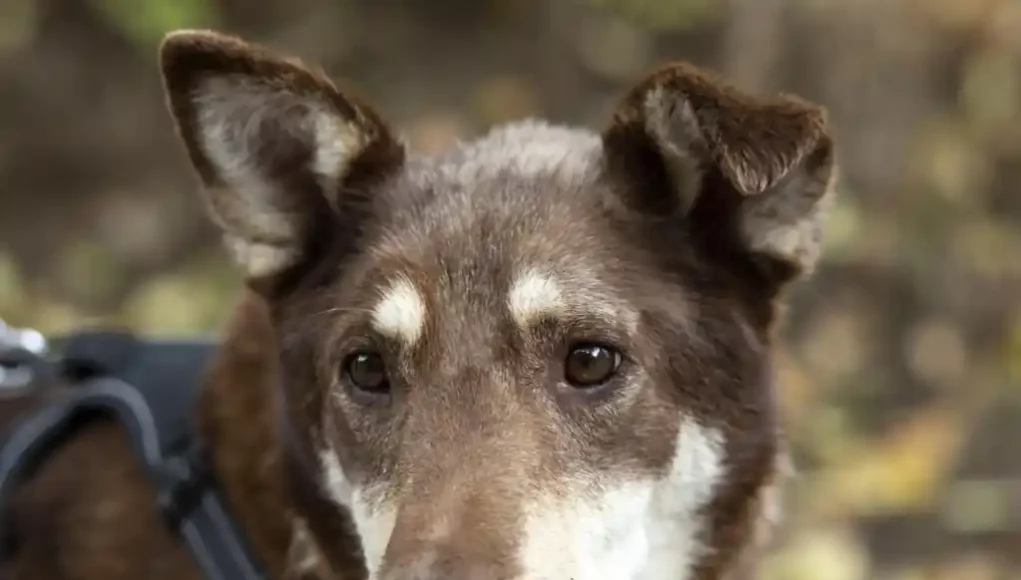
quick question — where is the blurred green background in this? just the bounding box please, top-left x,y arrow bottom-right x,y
1,0 -> 1019,578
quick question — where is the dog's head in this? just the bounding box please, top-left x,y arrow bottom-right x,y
159,30 -> 836,580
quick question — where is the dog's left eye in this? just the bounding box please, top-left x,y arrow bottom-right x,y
564,344 -> 621,387
342,352 -> 390,394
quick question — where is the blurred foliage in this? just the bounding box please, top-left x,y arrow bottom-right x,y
89,0 -> 217,47
0,1 -> 36,52
587,0 -> 720,31
1,0 -> 1020,578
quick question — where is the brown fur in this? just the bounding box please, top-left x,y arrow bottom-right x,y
1,30 -> 837,580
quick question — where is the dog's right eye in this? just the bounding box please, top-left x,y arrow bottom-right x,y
564,343 -> 621,388
342,352 -> 390,394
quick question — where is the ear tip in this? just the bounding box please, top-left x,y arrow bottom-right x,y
779,91 -> 830,124
636,60 -> 832,121
158,29 -> 266,83
789,99 -> 834,157
160,29 -> 220,81
161,28 -> 225,44
160,28 -> 234,60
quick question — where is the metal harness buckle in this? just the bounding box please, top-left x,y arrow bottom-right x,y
0,318 -> 49,394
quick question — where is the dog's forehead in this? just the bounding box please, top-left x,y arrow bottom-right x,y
383,121 -> 605,242
362,121 -> 637,298
325,121 -> 664,362
430,120 -> 604,186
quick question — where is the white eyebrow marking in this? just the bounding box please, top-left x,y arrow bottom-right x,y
372,276 -> 427,345
508,270 -> 566,327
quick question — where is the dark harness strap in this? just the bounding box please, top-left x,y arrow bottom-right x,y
0,330 -> 266,580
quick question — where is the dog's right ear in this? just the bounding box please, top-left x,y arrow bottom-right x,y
159,30 -> 404,285
602,63 -> 837,289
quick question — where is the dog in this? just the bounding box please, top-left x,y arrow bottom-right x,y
1,28 -> 837,580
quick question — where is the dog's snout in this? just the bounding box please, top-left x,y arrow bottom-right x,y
381,549 -> 509,580
380,512 -> 517,580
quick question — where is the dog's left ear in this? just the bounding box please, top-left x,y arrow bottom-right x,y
603,63 -> 837,286
159,30 -> 404,287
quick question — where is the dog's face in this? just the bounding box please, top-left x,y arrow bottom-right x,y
160,31 -> 836,580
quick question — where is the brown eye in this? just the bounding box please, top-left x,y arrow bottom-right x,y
343,352 -> 389,394
564,344 -> 621,387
